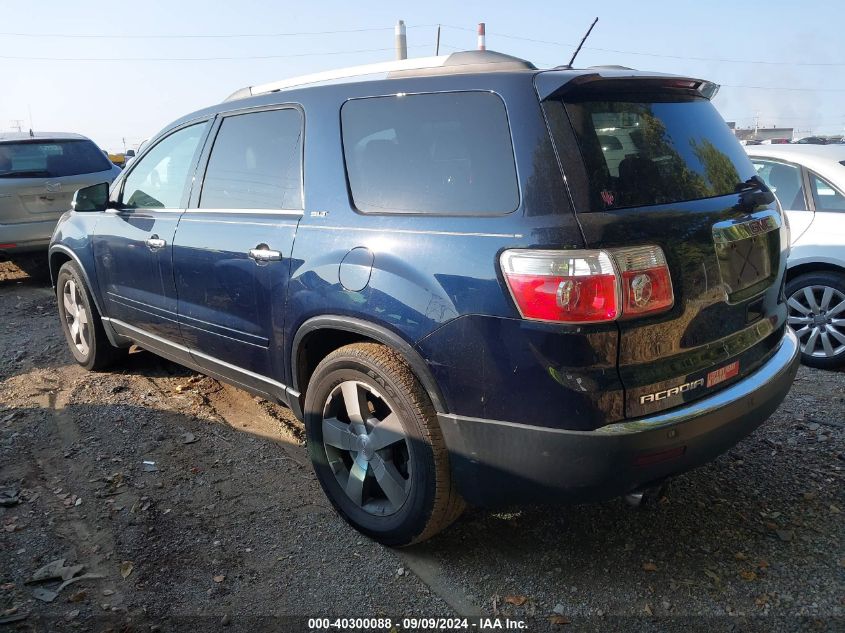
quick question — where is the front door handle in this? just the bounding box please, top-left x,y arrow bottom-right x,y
145,235 -> 166,250
248,245 -> 282,263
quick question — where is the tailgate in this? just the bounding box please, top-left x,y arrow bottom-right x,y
540,75 -> 789,418
0,139 -> 115,224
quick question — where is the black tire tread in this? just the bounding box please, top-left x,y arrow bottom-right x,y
57,261 -> 126,371
313,342 -> 465,545
786,270 -> 845,370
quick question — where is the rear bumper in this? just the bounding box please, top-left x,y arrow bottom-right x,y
0,219 -> 56,255
438,328 -> 800,506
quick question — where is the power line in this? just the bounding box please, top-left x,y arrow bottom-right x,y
440,41 -> 844,92
0,44 -> 430,62
0,25 -> 435,39
439,24 -> 845,67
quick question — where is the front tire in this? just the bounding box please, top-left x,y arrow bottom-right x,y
786,271 -> 845,369
304,343 -> 464,546
56,261 -> 126,371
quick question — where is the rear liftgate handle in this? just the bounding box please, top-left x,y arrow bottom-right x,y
248,243 -> 282,263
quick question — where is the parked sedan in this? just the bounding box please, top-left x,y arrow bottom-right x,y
747,144 -> 845,368
0,132 -> 121,257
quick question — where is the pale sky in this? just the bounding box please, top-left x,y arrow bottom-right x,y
2,0 -> 843,153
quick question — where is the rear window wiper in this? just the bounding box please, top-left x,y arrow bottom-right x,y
735,176 -> 775,208
734,176 -> 766,193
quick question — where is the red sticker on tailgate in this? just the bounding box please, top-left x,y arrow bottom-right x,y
706,360 -> 740,388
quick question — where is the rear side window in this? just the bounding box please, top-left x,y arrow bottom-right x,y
810,173 -> 845,211
199,108 -> 303,210
341,91 -> 519,215
752,159 -> 807,210
0,140 -> 112,178
559,96 -> 757,210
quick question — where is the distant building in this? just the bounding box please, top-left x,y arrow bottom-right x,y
729,124 -> 794,142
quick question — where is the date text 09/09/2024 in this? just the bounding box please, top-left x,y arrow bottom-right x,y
307,617 -> 528,630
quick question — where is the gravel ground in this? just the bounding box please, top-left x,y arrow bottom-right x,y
0,259 -> 843,632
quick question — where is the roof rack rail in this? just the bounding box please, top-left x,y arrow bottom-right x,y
224,50 -> 536,102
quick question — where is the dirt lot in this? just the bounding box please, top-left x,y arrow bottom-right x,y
0,259 -> 843,632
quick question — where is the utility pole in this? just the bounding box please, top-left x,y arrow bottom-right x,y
477,23 -> 486,50
395,20 -> 407,60
753,111 -> 760,139
9,119 -> 24,133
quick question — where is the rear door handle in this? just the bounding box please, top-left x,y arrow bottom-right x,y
248,245 -> 282,262
145,236 -> 166,250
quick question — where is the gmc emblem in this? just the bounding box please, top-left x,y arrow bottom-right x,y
640,378 -> 705,404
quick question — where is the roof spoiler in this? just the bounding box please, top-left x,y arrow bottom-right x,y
536,71 -> 719,101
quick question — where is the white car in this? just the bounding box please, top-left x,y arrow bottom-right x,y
747,144 -> 845,368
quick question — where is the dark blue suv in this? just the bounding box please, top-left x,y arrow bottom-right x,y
50,51 -> 800,545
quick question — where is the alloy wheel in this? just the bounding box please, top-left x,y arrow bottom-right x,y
62,279 -> 90,357
787,284 -> 845,359
321,380 -> 412,516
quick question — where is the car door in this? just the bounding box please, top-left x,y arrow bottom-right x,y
751,157 -> 814,245
172,106 -> 303,398
93,120 -> 210,343
806,170 -> 845,254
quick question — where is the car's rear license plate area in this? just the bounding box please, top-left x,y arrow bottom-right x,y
713,212 -> 780,303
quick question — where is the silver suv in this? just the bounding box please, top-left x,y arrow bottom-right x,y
0,132 -> 120,256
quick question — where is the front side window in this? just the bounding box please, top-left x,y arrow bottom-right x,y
810,173 -> 845,211
0,140 -> 112,178
341,91 -> 519,215
199,108 -> 303,210
121,123 -> 207,209
558,96 -> 757,210
752,159 -> 807,210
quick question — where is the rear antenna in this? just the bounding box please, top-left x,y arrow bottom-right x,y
567,17 -> 598,68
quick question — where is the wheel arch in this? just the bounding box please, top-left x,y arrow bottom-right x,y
291,316 -> 448,414
49,244 -> 126,348
786,260 -> 845,283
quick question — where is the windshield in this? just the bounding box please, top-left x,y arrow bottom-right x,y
0,139 -> 113,178
561,96 -> 757,210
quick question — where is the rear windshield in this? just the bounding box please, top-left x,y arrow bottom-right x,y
561,96 -> 756,210
0,140 -> 112,178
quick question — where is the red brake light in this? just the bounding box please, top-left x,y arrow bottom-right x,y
613,246 -> 674,318
500,250 -> 620,323
500,246 -> 673,323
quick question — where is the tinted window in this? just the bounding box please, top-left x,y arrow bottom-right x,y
200,109 -> 303,210
122,123 -> 207,209
561,96 -> 756,210
341,92 -> 519,214
0,140 -> 112,178
810,173 -> 845,211
752,159 -> 807,210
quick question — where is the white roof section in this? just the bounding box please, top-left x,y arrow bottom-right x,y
0,131 -> 90,143
746,144 -> 845,184
224,50 -> 537,102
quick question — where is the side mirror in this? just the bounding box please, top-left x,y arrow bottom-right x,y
72,182 -> 111,212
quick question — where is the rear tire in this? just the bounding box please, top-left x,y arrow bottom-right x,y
786,271 -> 845,369
304,342 -> 464,546
56,261 -> 126,371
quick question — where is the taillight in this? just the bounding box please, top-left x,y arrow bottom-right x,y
613,246 -> 674,318
499,250 -> 620,323
500,246 -> 673,324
